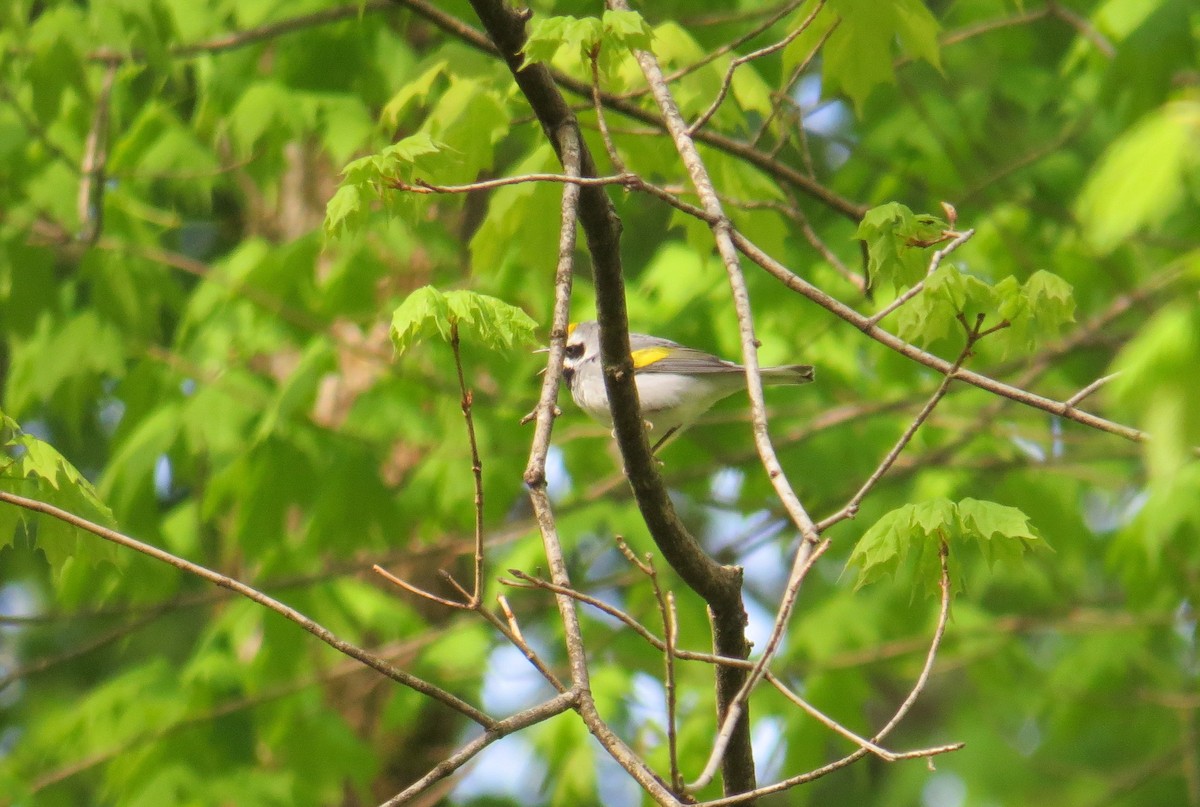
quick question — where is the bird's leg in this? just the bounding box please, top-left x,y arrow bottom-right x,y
651,426 -> 679,455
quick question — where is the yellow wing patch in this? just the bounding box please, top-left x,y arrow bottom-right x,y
632,346 -> 672,369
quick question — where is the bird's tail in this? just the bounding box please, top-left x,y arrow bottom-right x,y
761,364 -> 815,385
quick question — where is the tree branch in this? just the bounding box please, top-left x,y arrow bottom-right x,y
0,491 -> 494,727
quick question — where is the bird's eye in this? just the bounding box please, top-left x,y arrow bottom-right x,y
564,342 -> 585,360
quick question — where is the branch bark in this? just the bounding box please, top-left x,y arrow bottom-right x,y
467,1 -> 754,799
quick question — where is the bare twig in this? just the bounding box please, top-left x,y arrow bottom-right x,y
695,541 -> 961,806
623,0 -> 808,100
391,173 -> 633,194
750,19 -> 839,152
77,63 -> 117,245
665,590 -> 683,792
590,48 -> 627,171
689,0 -> 827,135
373,564 -> 470,610
448,322 -> 487,605
0,490 -> 494,727
1064,372 -> 1121,409
866,228 -> 974,327
817,314 -> 984,531
616,537 -> 684,794
381,691 -> 580,807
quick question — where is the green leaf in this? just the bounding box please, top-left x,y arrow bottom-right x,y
854,202 -> 946,291
1108,304 -> 1200,477
524,15 -> 602,65
390,287 -> 538,356
380,60 -> 449,130
823,0 -> 942,113
601,9 -> 655,51
848,498 -> 1046,593
1075,101 -> 1200,254
957,497 -> 1045,567
323,184 -> 367,239
1,414 -> 119,571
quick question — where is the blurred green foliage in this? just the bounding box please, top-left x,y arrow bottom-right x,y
1,0 -> 1198,805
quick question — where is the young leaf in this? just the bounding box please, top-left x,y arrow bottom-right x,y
823,0 -> 942,113
956,497 -> 1046,567
602,9 -> 654,52
855,202 -> 946,291
1076,101 -> 1199,254
848,499 -> 1046,592
1,414 -> 119,571
391,287 -> 537,356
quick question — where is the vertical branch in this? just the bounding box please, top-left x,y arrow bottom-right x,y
517,121 -> 680,803
664,590 -> 683,793
449,322 -> 486,605
609,0 -> 834,796
78,63 -> 118,245
617,537 -> 685,794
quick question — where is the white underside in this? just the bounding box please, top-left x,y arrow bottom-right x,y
573,372 -> 746,437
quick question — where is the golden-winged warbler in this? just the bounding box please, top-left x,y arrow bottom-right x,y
561,321 -> 814,450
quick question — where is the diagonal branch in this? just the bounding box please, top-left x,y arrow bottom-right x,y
695,540 -> 960,806
688,0 -> 827,135
381,691 -> 580,807
607,1 -> 830,795
0,490 -> 493,727
817,314 -> 985,531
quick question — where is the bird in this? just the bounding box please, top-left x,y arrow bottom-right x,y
559,321 -> 814,451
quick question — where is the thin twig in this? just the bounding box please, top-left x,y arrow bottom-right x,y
616,538 -> 685,794
694,541 -> 960,806
391,173 -> 633,194
688,0 -> 827,135
474,599 -> 568,694
817,316 -> 984,531
77,63 -> 117,245
373,564 -> 470,610
589,48 -> 627,171
750,19 -> 838,151
450,322 -> 487,605
665,591 -> 683,793
381,691 -> 580,807
866,228 -> 974,327
0,491 -> 494,727
1064,372 -> 1121,409
621,0 -> 808,100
